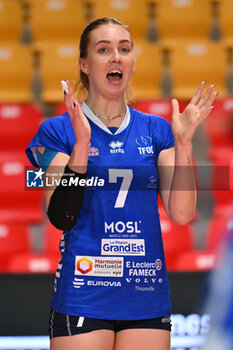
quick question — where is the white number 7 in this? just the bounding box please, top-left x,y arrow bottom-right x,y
108,169 -> 133,208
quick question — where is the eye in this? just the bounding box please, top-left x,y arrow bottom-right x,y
98,47 -> 108,53
120,47 -> 131,53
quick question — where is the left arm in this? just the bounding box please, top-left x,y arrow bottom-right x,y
158,81 -> 217,225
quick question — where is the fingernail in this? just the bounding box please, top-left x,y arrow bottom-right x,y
216,91 -> 218,96
211,106 -> 215,110
73,102 -> 76,107
61,80 -> 68,95
203,80 -> 206,84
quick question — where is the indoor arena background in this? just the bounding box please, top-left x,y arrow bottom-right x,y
0,0 -> 233,349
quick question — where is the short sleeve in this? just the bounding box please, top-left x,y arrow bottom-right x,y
25,115 -> 70,168
154,117 -> 175,154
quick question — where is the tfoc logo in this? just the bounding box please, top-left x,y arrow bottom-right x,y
136,136 -> 154,155
105,221 -> 141,234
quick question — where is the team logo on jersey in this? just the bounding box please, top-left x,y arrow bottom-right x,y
125,259 -> 162,283
87,280 -> 121,287
146,176 -> 158,189
88,146 -> 99,156
109,140 -> 124,153
72,278 -> 121,289
136,136 -> 152,146
76,257 -> 93,274
136,136 -> 154,155
75,256 -> 123,277
73,277 -> 85,288
26,168 -> 45,187
101,239 -> 145,256
105,221 -> 142,234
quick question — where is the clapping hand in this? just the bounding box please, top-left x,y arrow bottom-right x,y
171,81 -> 218,145
62,80 -> 91,145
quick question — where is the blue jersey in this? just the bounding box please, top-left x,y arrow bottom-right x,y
26,102 -> 174,320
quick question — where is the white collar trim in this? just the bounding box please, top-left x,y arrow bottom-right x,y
81,101 -> 130,135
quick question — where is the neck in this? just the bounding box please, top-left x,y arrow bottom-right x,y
86,93 -> 125,117
85,95 -> 126,126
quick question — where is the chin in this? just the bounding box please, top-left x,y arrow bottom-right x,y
107,83 -> 128,96
107,89 -> 125,100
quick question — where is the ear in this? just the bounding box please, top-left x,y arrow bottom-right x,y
79,58 -> 89,75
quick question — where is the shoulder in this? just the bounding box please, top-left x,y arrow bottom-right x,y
129,106 -> 172,129
129,107 -> 174,153
39,112 -> 70,132
26,112 -> 72,167
35,112 -> 73,151
37,112 -> 74,143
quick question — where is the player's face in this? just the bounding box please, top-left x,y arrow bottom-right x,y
80,24 -> 135,99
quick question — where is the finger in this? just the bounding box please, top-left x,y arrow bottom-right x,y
190,81 -> 206,105
73,98 -> 81,113
199,105 -> 215,121
171,98 -> 180,117
63,80 -> 75,112
196,84 -> 216,109
61,80 -> 69,95
64,91 -> 74,113
199,91 -> 217,119
200,91 -> 218,114
76,101 -> 84,117
65,80 -> 73,94
207,90 -> 218,108
72,98 -> 85,120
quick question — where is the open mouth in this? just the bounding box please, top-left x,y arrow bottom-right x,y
106,70 -> 123,82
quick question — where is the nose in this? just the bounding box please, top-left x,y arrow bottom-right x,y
111,49 -> 121,62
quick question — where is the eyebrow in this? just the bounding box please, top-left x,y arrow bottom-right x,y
95,39 -> 132,47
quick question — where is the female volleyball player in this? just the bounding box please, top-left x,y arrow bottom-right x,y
26,17 -> 217,350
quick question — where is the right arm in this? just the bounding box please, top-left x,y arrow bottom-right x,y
40,80 -> 91,230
